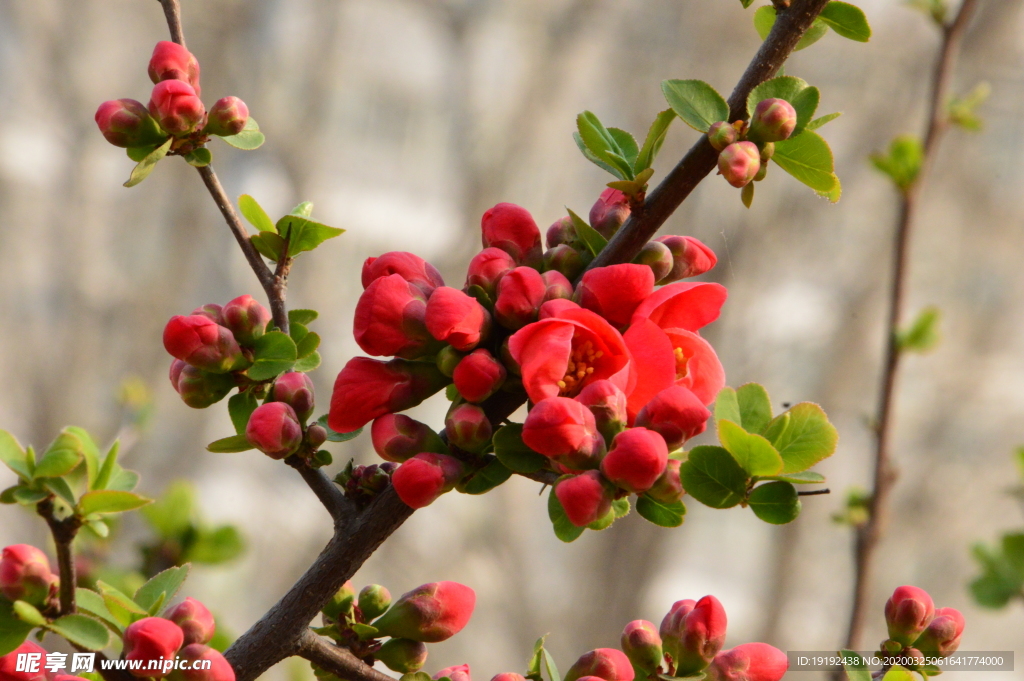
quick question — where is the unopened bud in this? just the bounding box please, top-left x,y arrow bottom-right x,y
494,267 -> 547,330
123,617 -> 185,678
600,428 -> 669,494
635,241 -> 674,283
371,414 -> 448,463
622,620 -> 663,674
191,304 -> 224,324
481,203 -> 543,267
546,216 -> 577,248
306,424 -> 327,448
491,675 -> 527,681
323,581 -> 356,621
554,471 -> 614,528
358,584 -> 392,620
884,586 -> 935,646
178,644 -> 236,681
576,380 -> 628,444
541,270 -> 574,302
465,248 -> 516,300
148,41 -> 201,95
358,464 -> 392,495
589,189 -> 630,239
707,121 -> 739,152
205,97 -> 249,137
445,403 -> 492,453
435,665 -> 471,681
392,453 -> 465,509
660,596 -> 727,676
647,460 -> 684,504
453,349 -> 506,404
543,245 -> 585,282
635,386 -> 710,451
95,99 -> 166,148
436,345 -> 463,378
172,362 -> 235,409
564,648 -> 634,681
163,315 -> 248,374
704,643 -> 787,681
221,295 -> 271,347
245,402 -> 303,459
0,641 -> 48,681
0,545 -> 58,606
654,236 -> 717,283
148,80 -> 206,136
166,597 -> 216,646
717,142 -> 760,188
523,397 -> 605,471
749,99 -> 797,144
372,581 -> 476,643
425,286 -> 491,352
377,638 -> 428,673
271,372 -> 315,421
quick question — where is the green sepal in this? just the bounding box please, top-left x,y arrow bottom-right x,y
567,208 -> 607,258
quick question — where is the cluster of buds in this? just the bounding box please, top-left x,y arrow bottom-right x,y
95,41 -> 250,156
318,580 -> 476,674
0,545 -> 59,611
329,194 -> 725,520
880,586 -> 964,668
333,461 -> 399,507
709,98 -> 798,189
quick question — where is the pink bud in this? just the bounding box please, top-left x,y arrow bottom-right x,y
576,380 -> 628,443
494,267 -> 547,330
546,216 -> 576,248
148,80 -> 206,136
205,97 -> 249,136
576,264 -> 655,328
481,203 -> 542,267
178,644 -> 236,681
589,189 -> 631,239
465,248 -> 516,299
647,460 -> 684,504
913,607 -> 964,657
271,372 -> 315,421
707,122 -> 739,152
328,357 -> 448,433
453,349 -> 506,403
622,620 -> 663,674
0,545 -> 57,606
491,675 -> 527,681
704,643 -> 787,681
635,386 -> 710,451
434,665 -> 471,681
172,362 -> 236,409
354,274 -> 434,359
95,99 -> 165,148
123,617 -> 185,678
392,453 -> 465,509
600,428 -> 669,494
245,402 -> 303,459
555,471 -> 614,528
371,414 -> 448,463
363,252 -> 445,297
221,295 -> 271,346
166,597 -> 216,646
565,648 -> 635,681
372,581 -> 476,643
541,270 -> 574,302
163,315 -> 247,374
445,404 -> 492,453
884,585 -> 935,646
660,596 -> 727,676
523,397 -> 605,471
0,641 -> 49,681
635,241 -> 674,284
543,245 -> 585,282
191,304 -> 224,324
749,99 -> 797,144
654,236 -> 717,283
377,638 -> 428,673
148,41 -> 201,96
717,142 -> 760,189
425,287 -> 491,352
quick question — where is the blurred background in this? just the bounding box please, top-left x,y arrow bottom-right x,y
1,0 -> 1023,678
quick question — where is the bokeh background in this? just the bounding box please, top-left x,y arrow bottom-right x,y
1,0 -> 1023,678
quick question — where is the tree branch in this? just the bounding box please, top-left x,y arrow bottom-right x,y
286,457 -> 357,527
156,0 -> 186,48
37,498 -> 81,615
294,630 -> 394,681
841,0 -> 979,653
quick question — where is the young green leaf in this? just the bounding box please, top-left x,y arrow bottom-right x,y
296,332 -> 321,359
135,565 -> 190,613
43,478 -> 76,507
542,648 -> 561,681
576,112 -> 633,180
769,403 -> 838,473
292,351 -> 322,373
739,0 -> 754,7
0,598 -> 33,656
607,128 -> 639,168
661,80 -> 730,133
251,232 -> 286,262
761,470 -> 826,485
47,614 -> 110,650
636,494 -> 686,527
124,138 -> 173,188
493,424 -> 547,474
635,109 -> 676,172
819,1 -> 872,42
276,215 -> 345,256
897,306 -> 941,353
870,135 -> 923,192
184,525 -> 245,565
567,208 -> 608,257
289,309 -> 319,326
314,415 -> 363,443
748,481 -> 801,524
75,588 -> 124,633
741,182 -> 755,209
773,130 -> 839,193
12,487 -> 49,506
93,441 -> 120,491
126,141 -> 166,163
247,331 -> 297,381
239,195 -> 276,233
78,490 -> 152,516
839,650 -> 871,681
678,446 -> 748,509
183,148 -> 212,167
461,458 -> 514,495
33,437 -> 83,479
806,112 -> 842,131
737,383 -> 773,434
0,431 -> 30,481
220,117 -> 265,150
228,393 -> 259,435
548,487 -> 585,543
714,387 -> 742,426
754,7 -> 829,50
949,82 -> 990,131
206,435 -> 255,453
718,420 -> 783,476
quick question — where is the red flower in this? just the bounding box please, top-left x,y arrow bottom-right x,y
362,251 -> 445,296
354,274 -> 434,359
425,287 -> 490,352
885,585 -> 935,646
509,308 -> 631,403
494,267 -> 547,330
178,645 -> 236,681
392,453 -> 465,509
622,318 -> 677,420
453,349 -> 506,403
660,596 -> 727,676
565,648 -> 635,681
163,315 -> 247,374
539,298 -> 581,319
661,328 -> 725,406
464,247 -> 516,298
522,397 -> 604,470
655,236 -> 717,282
0,545 -> 56,606
555,471 -> 614,528
635,385 -> 710,450
577,264 -> 655,328
245,402 -> 302,459
328,357 -> 448,433
630,282 -> 727,332
481,203 -> 542,267
705,643 -> 788,681
148,41 -> 201,95
124,617 -> 185,678
148,80 -> 205,135
372,581 -> 476,643
600,428 -> 668,494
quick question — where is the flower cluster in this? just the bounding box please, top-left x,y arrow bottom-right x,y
709,98 -> 797,189
882,586 -> 964,663
329,193 -> 723,524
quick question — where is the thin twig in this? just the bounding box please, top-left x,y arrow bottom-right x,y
842,0 -> 979,653
156,0 -> 186,47
37,498 -> 81,615
294,630 -> 394,681
797,488 -> 830,496
286,457 -> 357,527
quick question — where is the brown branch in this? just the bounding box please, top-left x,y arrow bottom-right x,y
156,0 -> 186,47
294,630 -> 394,681
841,0 -> 979,653
286,457 -> 357,527
37,498 -> 82,615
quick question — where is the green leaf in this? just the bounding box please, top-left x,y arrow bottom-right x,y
748,481 -> 800,524
747,77 -> 819,134
76,588 -> 123,633
897,306 -> 940,353
542,648 -> 561,681
314,415 -> 363,443
219,116 -> 265,150
612,497 -> 630,519
741,182 -> 754,209
527,635 -> 547,677
228,392 -> 258,435
292,351 -> 321,372
289,309 -> 318,326
206,435 -> 255,453
678,446 -> 748,509
43,477 -> 77,507
807,112 -> 842,131
839,650 -> 871,681
63,426 -> 101,488
276,215 -> 345,257
13,601 -> 46,627
97,581 -> 148,626
819,1 -> 872,42
949,82 -> 990,131
106,467 -> 140,492
251,232 -> 286,262
289,323 -> 309,344
636,494 -> 686,527
401,674 -> 432,681
135,564 -> 190,613
739,0 -> 754,8
126,142 -> 165,163
714,387 -> 741,426
13,487 -> 49,506
141,482 -> 195,539
291,201 -> 314,218
818,176 -> 842,204
0,598 -> 33,656
773,130 -> 838,193
93,441 -> 120,491
881,666 -> 915,681
184,526 -> 245,565
78,490 -> 151,516
607,128 -> 639,168
567,208 -> 607,258
47,614 -> 110,650
754,7 -> 829,50
870,135 -> 922,192
548,486 -> 585,543
576,111 -> 633,180
718,420 -> 783,476
493,424 -> 547,474
737,383 -> 773,434
296,332 -> 321,359
86,518 -> 110,538
351,623 -> 379,640
124,138 -> 173,188
0,430 -> 30,481
769,403 -> 838,473
0,486 -> 17,504
239,194 -> 276,233
248,330 -> 297,381
762,470 -> 826,485
762,412 -> 790,444
635,109 -> 676,172
462,458 -> 513,495
661,80 -> 729,133
34,432 -> 85,479
183,147 -> 212,167
575,132 -> 627,178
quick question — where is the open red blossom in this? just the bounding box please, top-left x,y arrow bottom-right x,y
509,308 -> 631,403
148,41 -> 201,95
555,471 -> 614,528
636,385 -> 710,450
465,247 -> 516,298
425,286 -> 490,351
600,427 -> 668,494
565,648 -> 635,681
354,274 -> 434,359
522,397 -> 604,470
0,641 -> 49,681
576,264 -> 655,328
622,318 -> 677,421
453,349 -> 506,403
362,251 -> 445,296
392,453 -> 465,509
704,643 -> 788,681
329,357 -> 448,433
661,328 -> 725,405
124,617 -> 184,678
494,266 -> 547,330
481,203 -> 542,267
630,282 -> 727,332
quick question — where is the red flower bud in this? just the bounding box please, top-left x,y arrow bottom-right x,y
543,245 -> 585,282
546,216 -> 577,248
426,287 -> 491,352
435,665 -> 471,681
171,362 -> 235,409
95,99 -> 165,148
654,236 -> 717,283
600,428 -> 669,494
191,304 -> 224,324
166,597 -> 216,646
359,584 -> 392,620
322,581 -> 356,621
465,248 -> 516,299
148,80 -> 206,136
123,617 -> 185,678
392,453 -> 465,509
245,402 -> 303,459
270,372 -> 315,421
555,471 -> 614,527
635,386 -> 710,451
453,349 -> 506,403
621,620 -> 664,674
542,270 -> 574,302
0,641 -> 49,681
372,581 -> 476,643
705,643 -> 787,681
577,264 -> 655,328
363,252 -> 445,296
148,41 -> 201,96
565,648 -> 634,681
221,295 -> 271,346
354,274 -> 435,359
717,142 -> 760,189
913,607 -> 964,657
163,315 -> 248,374
660,596 -> 727,676
589,189 -> 631,240
491,675 -> 527,681
328,357 -> 448,433
576,380 -> 628,443
647,459 -> 684,504
539,299 -> 581,319
635,241 -> 674,284
707,122 -> 739,153
495,267 -> 547,330
0,545 -> 57,606
481,203 -> 542,267
178,645 -> 235,681
884,585 -> 935,646
371,414 -> 448,463
205,97 -> 249,137
749,98 -> 797,144
445,404 -> 492,453
523,397 -> 605,470
377,639 -> 428,673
